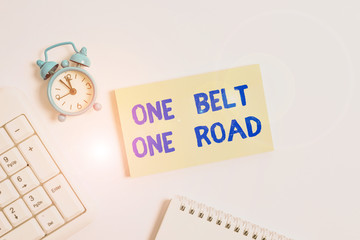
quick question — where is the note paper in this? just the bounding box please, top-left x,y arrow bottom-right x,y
115,65 -> 273,177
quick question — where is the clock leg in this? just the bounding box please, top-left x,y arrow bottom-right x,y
93,103 -> 102,111
58,114 -> 67,122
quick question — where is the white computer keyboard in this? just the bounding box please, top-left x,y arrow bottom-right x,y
0,88 -> 92,240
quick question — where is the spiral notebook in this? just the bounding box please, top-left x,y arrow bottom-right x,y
155,196 -> 291,240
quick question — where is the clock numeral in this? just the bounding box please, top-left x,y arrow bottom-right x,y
55,95 -> 60,100
77,103 -> 82,109
86,82 -> 92,89
64,74 -> 72,81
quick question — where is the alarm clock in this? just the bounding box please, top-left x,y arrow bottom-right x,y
36,42 -> 101,122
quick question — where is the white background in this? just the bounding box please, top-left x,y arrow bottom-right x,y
1,1 -> 360,239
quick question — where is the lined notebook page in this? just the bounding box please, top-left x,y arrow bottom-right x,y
155,196 -> 291,240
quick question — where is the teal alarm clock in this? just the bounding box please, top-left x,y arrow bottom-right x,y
36,42 -> 101,122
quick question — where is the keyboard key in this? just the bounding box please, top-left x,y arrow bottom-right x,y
0,128 -> 13,155
24,187 -> 52,214
0,218 -> 44,240
10,167 -> 39,195
4,115 -> 34,144
0,167 -> 6,182
44,174 -> 85,221
0,148 -> 27,176
0,212 -> 12,236
3,199 -> 32,227
36,206 -> 65,234
18,136 -> 59,183
0,180 -> 19,208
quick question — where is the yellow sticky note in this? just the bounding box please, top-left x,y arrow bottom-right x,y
115,65 -> 273,177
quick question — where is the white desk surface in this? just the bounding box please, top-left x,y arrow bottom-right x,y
1,1 -> 359,239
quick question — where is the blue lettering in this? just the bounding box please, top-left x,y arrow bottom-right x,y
146,101 -> 162,123
162,131 -> 175,153
234,85 -> 248,106
147,134 -> 163,156
132,137 -> 147,158
194,93 -> 210,114
228,119 -> 247,141
245,116 -> 262,137
210,122 -> 226,143
162,99 -> 175,120
221,88 -> 236,109
132,104 -> 147,125
132,131 -> 175,158
194,126 -> 211,147
209,90 -> 222,112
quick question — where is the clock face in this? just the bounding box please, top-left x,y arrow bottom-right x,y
49,69 -> 95,114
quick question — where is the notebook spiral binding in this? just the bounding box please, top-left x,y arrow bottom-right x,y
176,196 -> 292,240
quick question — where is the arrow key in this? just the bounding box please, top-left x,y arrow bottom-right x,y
3,199 -> 32,227
11,167 -> 39,195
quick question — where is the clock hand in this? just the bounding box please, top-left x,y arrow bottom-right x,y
66,79 -> 73,89
65,78 -> 77,96
59,80 -> 71,90
58,92 -> 71,100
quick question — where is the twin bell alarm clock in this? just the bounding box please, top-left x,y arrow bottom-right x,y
36,42 -> 101,122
